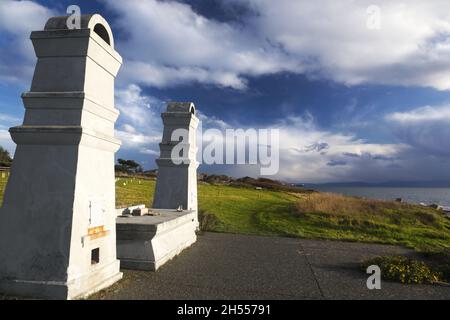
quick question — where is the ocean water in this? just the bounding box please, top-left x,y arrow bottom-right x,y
312,186 -> 450,208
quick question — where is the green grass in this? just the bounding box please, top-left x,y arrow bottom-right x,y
115,178 -> 155,208
198,183 -> 297,236
0,173 -> 7,205
115,178 -> 298,236
256,192 -> 450,253
1,176 -> 449,254
253,208 -> 450,252
197,186 -> 450,253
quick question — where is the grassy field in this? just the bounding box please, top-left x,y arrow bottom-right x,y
115,177 -> 155,208
115,178 -> 297,236
113,178 -> 450,253
265,192 -> 450,253
1,176 -> 449,254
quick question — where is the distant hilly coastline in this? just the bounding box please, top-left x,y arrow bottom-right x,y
301,181 -> 450,188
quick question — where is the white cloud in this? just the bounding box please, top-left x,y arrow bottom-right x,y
387,104 -> 450,123
0,128 -> 14,156
386,104 -> 450,156
115,126 -> 159,149
2,0 -> 450,91
102,0 -> 450,90
0,0 -> 54,85
194,112 -> 408,182
271,115 -> 407,182
114,84 -> 163,154
121,61 -> 250,90
139,148 -> 159,156
0,113 -> 21,123
115,84 -> 164,127
0,113 -> 20,155
1,0 -> 449,181
197,111 -> 229,130
104,0 -> 301,89
0,0 -> 52,36
241,0 -> 450,90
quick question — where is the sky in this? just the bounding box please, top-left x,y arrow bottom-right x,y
0,0 -> 450,183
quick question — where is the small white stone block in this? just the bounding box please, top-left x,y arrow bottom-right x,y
116,204 -> 146,216
132,207 -> 149,216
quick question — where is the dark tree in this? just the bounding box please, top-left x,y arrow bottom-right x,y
115,158 -> 143,174
0,146 -> 12,167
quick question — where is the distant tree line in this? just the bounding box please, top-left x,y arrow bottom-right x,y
115,158 -> 143,174
0,146 -> 12,167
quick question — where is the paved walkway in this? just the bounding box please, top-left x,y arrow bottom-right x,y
93,232 -> 450,300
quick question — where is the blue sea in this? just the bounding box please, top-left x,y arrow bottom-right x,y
312,186 -> 450,208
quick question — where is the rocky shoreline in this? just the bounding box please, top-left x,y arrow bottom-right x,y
393,197 -> 450,216
418,202 -> 450,216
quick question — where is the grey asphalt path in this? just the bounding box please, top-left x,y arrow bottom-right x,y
92,232 -> 450,300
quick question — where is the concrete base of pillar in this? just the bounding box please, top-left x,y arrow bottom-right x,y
0,260 -> 122,300
116,210 -> 197,271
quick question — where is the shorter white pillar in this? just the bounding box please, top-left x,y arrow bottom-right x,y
153,102 -> 199,218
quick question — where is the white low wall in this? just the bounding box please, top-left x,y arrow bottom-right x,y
116,209 -> 197,271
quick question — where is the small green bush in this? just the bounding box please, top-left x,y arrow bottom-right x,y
361,256 -> 442,284
198,210 -> 220,232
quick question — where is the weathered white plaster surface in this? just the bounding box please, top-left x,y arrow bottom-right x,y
116,209 -> 197,271
0,14 -> 123,300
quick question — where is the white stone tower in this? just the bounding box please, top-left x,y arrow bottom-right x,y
0,14 -> 123,299
153,102 -> 199,216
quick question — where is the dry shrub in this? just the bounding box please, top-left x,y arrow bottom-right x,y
198,210 -> 220,232
296,193 -> 399,215
295,192 -> 441,227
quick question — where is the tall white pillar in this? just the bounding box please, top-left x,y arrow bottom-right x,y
153,102 -> 199,217
0,14 -> 123,299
